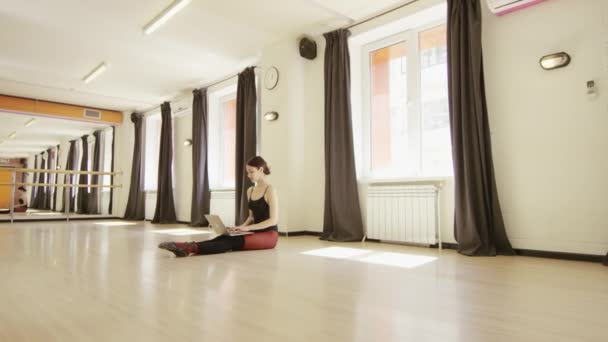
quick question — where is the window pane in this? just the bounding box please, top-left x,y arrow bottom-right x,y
370,41 -> 416,176
144,115 -> 161,191
102,129 -> 112,191
419,24 -> 453,176
221,98 -> 236,188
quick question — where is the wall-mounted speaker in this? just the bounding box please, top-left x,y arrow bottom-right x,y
299,37 -> 317,60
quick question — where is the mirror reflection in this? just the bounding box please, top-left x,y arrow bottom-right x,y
0,112 -> 115,220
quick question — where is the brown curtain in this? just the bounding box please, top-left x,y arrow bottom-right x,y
77,135 -> 89,214
447,0 -> 513,256
235,67 -> 257,224
33,152 -> 46,209
30,155 -> 38,207
52,144 -> 60,211
88,130 -> 102,214
152,102 -> 177,224
191,88 -> 211,226
123,113 -> 145,220
43,148 -> 52,210
109,127 -> 115,214
320,29 -> 364,242
62,140 -> 77,213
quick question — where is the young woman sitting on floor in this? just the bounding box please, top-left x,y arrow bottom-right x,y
158,156 -> 279,257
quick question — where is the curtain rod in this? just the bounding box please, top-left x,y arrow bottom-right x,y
344,0 -> 422,30
201,66 -> 261,89
141,66 -> 260,115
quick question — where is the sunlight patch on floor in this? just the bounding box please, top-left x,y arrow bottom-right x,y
301,247 -> 437,269
151,228 -> 212,236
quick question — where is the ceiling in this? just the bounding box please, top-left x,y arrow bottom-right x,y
0,112 -> 109,159
0,0 -> 409,113
0,0 -> 411,158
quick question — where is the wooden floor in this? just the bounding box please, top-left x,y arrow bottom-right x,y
0,221 -> 606,342
0,209 -> 114,222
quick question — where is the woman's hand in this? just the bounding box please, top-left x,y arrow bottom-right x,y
231,225 -> 250,232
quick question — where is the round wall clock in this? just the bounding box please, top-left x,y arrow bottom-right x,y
264,66 -> 279,90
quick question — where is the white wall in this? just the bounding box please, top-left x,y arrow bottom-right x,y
259,38 -> 320,233
111,0 -> 608,254
53,138 -> 72,211
258,0 -> 454,239
210,191 -> 236,227
483,0 -> 608,254
25,155 -> 35,206
258,0 -> 608,254
113,112 -> 134,218
173,113 -> 193,222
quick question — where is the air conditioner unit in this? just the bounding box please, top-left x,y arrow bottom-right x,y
83,108 -> 101,119
487,0 -> 546,16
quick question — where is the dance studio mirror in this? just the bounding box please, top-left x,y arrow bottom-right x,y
0,112 -> 115,221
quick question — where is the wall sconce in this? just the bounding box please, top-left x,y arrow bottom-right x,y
539,52 -> 571,70
264,111 -> 279,121
183,139 -> 192,147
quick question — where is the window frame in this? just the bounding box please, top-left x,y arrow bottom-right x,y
101,127 -> 113,193
208,84 -> 237,191
360,19 -> 449,180
143,112 -> 161,192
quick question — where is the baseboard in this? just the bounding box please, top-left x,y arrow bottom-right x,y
280,231 -> 322,237
0,216 -> 120,223
432,243 -> 602,263
281,233 -> 604,263
430,242 -> 459,250
514,249 -> 604,263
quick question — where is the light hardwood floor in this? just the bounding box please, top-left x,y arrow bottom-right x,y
0,220 -> 606,342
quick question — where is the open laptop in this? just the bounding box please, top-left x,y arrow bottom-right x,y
205,214 -> 253,236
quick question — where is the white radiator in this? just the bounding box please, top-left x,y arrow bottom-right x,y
210,191 -> 235,227
366,184 -> 441,246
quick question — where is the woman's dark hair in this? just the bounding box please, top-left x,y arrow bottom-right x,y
246,156 -> 271,175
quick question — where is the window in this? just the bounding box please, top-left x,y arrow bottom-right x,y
419,25 -> 451,176
144,114 -> 161,191
101,128 -> 113,192
87,136 -> 93,192
360,22 -> 452,179
209,85 -> 237,190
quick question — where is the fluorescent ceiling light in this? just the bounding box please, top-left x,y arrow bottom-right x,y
24,118 -> 37,127
8,131 -> 16,139
82,62 -> 108,84
143,0 -> 192,35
